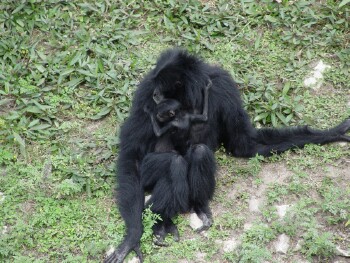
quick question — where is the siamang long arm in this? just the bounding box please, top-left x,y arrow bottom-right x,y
144,105 -> 175,137
150,113 -> 174,137
188,79 -> 212,122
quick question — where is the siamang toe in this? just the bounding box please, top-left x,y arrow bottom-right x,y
104,239 -> 143,263
166,221 -> 180,242
196,211 -> 213,233
340,135 -> 350,142
153,220 -> 180,246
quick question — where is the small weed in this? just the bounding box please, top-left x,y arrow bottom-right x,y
233,154 -> 264,178
242,224 -> 276,245
273,198 -> 318,236
141,208 -> 162,255
262,206 -> 279,223
247,154 -> 264,176
301,228 -> 336,260
266,183 -> 289,204
318,178 -> 350,224
55,178 -> 84,198
238,243 -> 272,263
289,143 -> 348,170
0,148 -> 15,165
288,177 -> 310,195
234,224 -> 275,263
213,212 -> 245,233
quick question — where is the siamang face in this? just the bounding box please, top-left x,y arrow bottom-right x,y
152,69 -> 185,104
153,81 -> 184,104
156,110 -> 175,123
156,99 -> 181,122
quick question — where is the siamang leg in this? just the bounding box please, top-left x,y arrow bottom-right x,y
227,117 -> 350,158
185,144 -> 216,232
254,118 -> 350,157
140,152 -> 189,244
104,155 -> 144,263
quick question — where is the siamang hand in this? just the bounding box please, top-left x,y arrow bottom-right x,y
104,237 -> 143,263
205,79 -> 212,90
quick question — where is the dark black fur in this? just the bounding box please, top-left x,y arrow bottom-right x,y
154,99 -> 181,123
144,99 -> 193,154
105,49 -> 350,263
145,81 -> 210,154
140,144 -> 216,245
139,83 -> 214,246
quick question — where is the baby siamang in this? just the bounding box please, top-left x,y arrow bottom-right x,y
140,79 -> 214,246
105,49 -> 350,263
144,79 -> 211,154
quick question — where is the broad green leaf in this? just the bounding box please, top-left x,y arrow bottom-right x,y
163,15 -> 172,29
12,4 -> 25,14
35,64 -> 46,73
276,112 -> 288,125
65,77 -> 83,88
285,114 -> 293,124
36,50 -> 47,61
28,119 -> 40,128
16,20 -> 24,27
29,124 -> 51,131
5,111 -> 20,120
33,101 -> 51,111
13,132 -> 27,161
271,113 -> 277,127
90,107 -> 112,120
25,106 -> 42,114
77,69 -> 96,78
339,0 -> 350,8
69,52 -> 82,66
254,112 -> 269,122
282,82 -> 291,95
97,59 -> 104,73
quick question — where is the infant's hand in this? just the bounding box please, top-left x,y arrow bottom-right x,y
205,79 -> 212,90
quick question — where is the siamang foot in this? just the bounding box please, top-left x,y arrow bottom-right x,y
165,220 -> 180,242
340,135 -> 350,142
335,118 -> 350,135
195,211 -> 213,232
335,118 -> 350,142
153,220 -> 179,246
153,222 -> 168,246
192,206 -> 213,232
104,237 -> 142,263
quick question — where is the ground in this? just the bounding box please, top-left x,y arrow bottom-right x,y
0,1 -> 349,262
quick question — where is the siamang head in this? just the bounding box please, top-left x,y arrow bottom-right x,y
155,99 -> 181,123
153,73 -> 185,104
151,49 -> 202,108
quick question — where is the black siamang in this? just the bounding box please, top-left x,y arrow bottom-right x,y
105,49 -> 350,263
144,78 -> 211,154
139,79 -> 214,246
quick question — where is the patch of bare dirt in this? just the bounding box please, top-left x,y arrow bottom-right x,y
258,163 -> 294,190
208,158 -> 350,262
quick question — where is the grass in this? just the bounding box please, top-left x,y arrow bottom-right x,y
1,0 -> 349,262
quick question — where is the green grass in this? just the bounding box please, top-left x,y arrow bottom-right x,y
1,0 -> 349,262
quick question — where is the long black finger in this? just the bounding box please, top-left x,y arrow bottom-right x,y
135,246 -> 143,263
